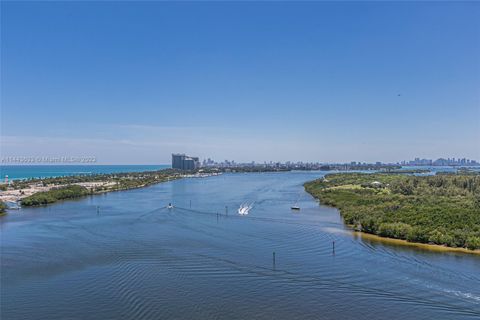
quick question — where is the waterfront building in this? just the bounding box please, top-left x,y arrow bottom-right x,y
172,154 -> 200,170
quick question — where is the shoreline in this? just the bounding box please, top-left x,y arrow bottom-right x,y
350,228 -> 480,256
304,173 -> 480,254
0,171 -> 221,210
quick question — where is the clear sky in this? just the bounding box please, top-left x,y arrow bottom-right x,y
1,1 -> 479,164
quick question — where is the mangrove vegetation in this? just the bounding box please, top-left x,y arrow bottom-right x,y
304,172 -> 480,250
0,201 -> 6,215
18,169 -> 183,207
21,185 -> 91,206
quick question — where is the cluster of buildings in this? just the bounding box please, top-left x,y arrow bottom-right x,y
172,154 -> 329,171
202,158 -> 238,168
201,158 -> 324,170
172,153 -> 480,171
399,157 -> 479,166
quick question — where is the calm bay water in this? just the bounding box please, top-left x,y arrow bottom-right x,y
0,165 -> 170,180
1,171 -> 479,319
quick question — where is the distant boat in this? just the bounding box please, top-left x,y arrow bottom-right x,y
5,201 -> 20,210
167,203 -> 174,209
291,194 -> 301,210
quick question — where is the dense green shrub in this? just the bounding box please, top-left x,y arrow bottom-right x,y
466,236 -> 480,250
378,222 -> 412,239
406,226 -> 429,243
21,185 -> 90,206
0,201 -> 6,215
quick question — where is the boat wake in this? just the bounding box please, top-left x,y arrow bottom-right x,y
238,202 -> 254,215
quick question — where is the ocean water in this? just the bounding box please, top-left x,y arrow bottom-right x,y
0,165 -> 170,180
1,171 -> 479,320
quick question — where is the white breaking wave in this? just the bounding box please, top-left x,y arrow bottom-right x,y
238,202 -> 254,215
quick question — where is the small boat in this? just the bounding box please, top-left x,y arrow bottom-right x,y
291,193 -> 301,211
5,201 -> 21,210
167,203 -> 174,209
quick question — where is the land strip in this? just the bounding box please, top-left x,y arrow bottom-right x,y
304,172 -> 480,251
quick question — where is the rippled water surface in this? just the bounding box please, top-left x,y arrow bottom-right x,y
1,171 -> 479,319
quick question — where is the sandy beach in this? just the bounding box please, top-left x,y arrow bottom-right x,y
0,181 -> 117,203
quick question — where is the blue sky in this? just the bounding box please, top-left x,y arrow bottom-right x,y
1,1 -> 479,164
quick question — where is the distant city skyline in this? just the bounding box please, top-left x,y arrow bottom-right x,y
2,2 -> 479,164
2,154 -> 478,167
198,156 -> 480,167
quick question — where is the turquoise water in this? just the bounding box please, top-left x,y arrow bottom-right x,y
0,165 -> 170,180
1,171 -> 479,319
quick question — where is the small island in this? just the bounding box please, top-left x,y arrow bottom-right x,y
304,172 -> 480,251
0,169 -> 187,208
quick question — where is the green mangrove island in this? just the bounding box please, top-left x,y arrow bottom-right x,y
17,169 -> 184,207
21,185 -> 93,206
304,172 -> 480,250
